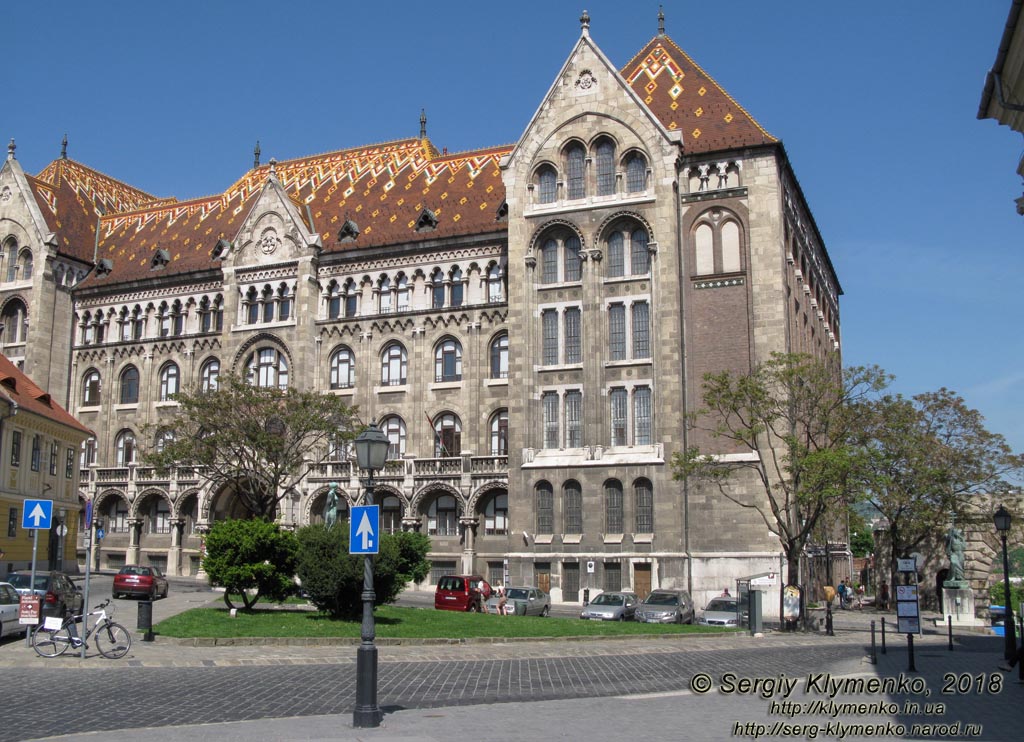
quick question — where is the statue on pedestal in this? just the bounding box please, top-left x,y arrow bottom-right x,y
943,526 -> 968,589
324,482 -> 340,530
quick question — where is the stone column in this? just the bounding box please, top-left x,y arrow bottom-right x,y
167,519 -> 184,576
126,518 -> 142,565
461,517 -> 477,574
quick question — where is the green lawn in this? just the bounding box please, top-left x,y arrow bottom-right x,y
154,605 -> 735,639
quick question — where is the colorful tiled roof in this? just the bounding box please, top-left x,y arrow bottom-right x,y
84,138 -> 512,285
0,355 -> 93,437
620,35 -> 776,153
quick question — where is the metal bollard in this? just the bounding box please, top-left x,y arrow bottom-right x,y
907,632 -> 916,672
947,615 -> 953,652
870,620 -> 877,665
881,617 -> 887,654
137,599 -> 154,642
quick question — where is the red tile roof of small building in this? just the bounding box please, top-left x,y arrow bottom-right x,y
0,355 -> 93,437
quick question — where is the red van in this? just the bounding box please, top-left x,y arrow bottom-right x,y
434,574 -> 491,612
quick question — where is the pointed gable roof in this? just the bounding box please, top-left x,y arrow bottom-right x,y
0,355 -> 93,437
621,34 -> 776,153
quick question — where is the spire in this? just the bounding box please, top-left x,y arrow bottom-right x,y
253,140 -> 261,168
658,5 -> 665,36
580,9 -> 590,35
419,109 -> 427,139
7,139 -> 15,161
268,157 -> 277,177
61,134 -> 68,159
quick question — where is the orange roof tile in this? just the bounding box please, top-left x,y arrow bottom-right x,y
0,355 -> 93,437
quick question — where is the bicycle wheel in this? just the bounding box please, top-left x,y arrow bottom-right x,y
94,621 -> 132,659
31,624 -> 73,658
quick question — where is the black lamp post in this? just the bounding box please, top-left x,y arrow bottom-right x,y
352,423 -> 389,728
994,505 -> 1017,663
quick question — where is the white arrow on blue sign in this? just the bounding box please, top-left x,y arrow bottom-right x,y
349,505 -> 380,554
22,499 -> 54,530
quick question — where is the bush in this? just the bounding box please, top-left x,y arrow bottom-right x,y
988,581 -> 1024,610
295,524 -> 430,619
203,519 -> 298,610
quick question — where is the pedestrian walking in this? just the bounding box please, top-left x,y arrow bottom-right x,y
837,580 -> 848,609
878,582 -> 889,611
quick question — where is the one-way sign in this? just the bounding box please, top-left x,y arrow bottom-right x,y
349,505 -> 380,554
21,499 -> 53,530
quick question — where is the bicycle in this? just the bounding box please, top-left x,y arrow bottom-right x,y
30,599 -> 132,659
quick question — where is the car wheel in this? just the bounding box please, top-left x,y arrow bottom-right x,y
540,605 -> 550,617
618,614 -> 625,622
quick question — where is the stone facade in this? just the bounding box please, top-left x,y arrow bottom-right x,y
0,13 -> 841,613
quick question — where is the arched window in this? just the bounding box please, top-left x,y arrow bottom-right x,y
1,298 -> 28,344
200,358 -> 220,392
634,478 -> 654,533
433,413 -> 462,457
695,223 -> 715,275
115,429 -> 137,466
212,294 -> 224,331
537,165 -> 557,204
381,495 -> 402,534
566,143 -> 586,200
430,268 -> 445,309
20,250 -> 33,281
487,263 -> 504,302
198,297 -> 212,332
82,369 -> 101,406
607,232 -> 624,278
378,276 -> 392,313
606,223 -> 650,278
693,214 -> 744,276
159,362 -> 180,401
4,240 -> 17,282
277,283 -> 291,321
261,285 -> 275,323
541,238 -> 558,284
343,279 -> 359,317
535,481 -> 553,535
604,479 -> 623,533
489,332 -> 509,379
490,409 -> 508,456
131,305 -> 144,339
245,348 -> 289,389
563,236 -> 582,281
428,494 -> 458,536
625,152 -> 647,193
484,493 -> 508,535
630,228 -> 650,274
449,267 -> 463,307
564,480 -> 583,534
380,415 -> 407,459
396,274 -> 410,311
595,138 -> 616,196
327,281 -> 342,319
155,429 -> 176,453
722,221 -> 741,273
329,346 -> 355,389
246,287 -> 259,324
539,231 -> 582,284
119,366 -> 140,405
434,338 -> 462,382
380,342 -> 407,386
157,302 -> 171,337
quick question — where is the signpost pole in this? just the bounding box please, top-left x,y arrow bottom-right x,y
81,502 -> 94,660
24,529 -> 39,647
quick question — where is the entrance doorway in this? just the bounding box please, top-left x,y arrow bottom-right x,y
535,562 -> 551,594
634,563 -> 652,599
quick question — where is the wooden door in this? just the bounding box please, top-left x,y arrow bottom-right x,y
536,563 -> 551,594
634,563 -> 652,600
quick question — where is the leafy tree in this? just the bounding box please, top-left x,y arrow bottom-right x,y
848,509 -> 875,558
295,524 -> 431,619
858,389 -> 1024,590
203,519 -> 298,610
672,353 -> 888,588
144,373 -> 358,518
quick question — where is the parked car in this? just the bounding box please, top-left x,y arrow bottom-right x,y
634,589 -> 694,624
113,565 -> 169,599
434,574 -> 489,612
7,571 -> 83,619
580,591 -> 639,621
699,597 -> 740,626
0,582 -> 28,639
501,586 -> 550,616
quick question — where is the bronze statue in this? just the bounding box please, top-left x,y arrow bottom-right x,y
324,482 -> 340,529
943,526 -> 967,588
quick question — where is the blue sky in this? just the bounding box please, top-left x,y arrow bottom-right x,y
5,1 -> 1022,455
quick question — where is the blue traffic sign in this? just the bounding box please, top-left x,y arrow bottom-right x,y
85,500 -> 93,529
22,499 -> 54,530
349,505 -> 380,554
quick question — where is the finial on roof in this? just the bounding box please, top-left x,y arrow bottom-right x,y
420,109 -> 427,139
580,9 -> 590,34
7,139 -> 15,161
658,5 -> 665,36
268,157 -> 277,176
253,140 -> 261,168
61,134 -> 68,160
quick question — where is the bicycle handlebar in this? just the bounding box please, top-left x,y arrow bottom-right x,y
91,599 -> 111,610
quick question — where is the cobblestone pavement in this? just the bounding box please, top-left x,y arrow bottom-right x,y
2,608 -> 1019,741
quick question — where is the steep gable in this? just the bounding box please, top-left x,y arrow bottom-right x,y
0,355 -> 93,437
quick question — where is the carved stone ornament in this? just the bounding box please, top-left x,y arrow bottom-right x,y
258,228 -> 281,255
574,69 -> 597,91
0,186 -> 11,204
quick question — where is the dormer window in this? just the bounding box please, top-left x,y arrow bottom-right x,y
95,259 -> 113,277
211,239 -> 231,260
415,208 -> 438,233
151,249 -> 170,270
338,219 -> 360,243
495,201 -> 508,222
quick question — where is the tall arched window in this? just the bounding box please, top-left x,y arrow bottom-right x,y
381,495 -> 402,534
490,409 -> 508,455
537,165 -> 557,204
327,281 -> 342,319
535,481 -> 553,535
607,232 -> 624,278
343,279 -> 358,317
4,240 -> 17,282
563,236 -> 582,282
564,480 -> 583,534
428,495 -> 458,536
566,143 -> 586,200
449,267 -> 463,307
434,338 -> 462,382
484,493 -> 508,535
604,479 -> 623,533
541,239 -> 558,284
246,348 -> 289,389
430,268 -> 445,308
433,413 -> 462,457
245,287 -> 259,324
155,429 -> 176,453
489,332 -> 509,379
380,342 -> 407,385
695,223 -> 715,275
380,415 -> 407,459
200,358 -> 220,392
378,276 -> 392,313
595,138 -> 616,196
159,362 -> 180,401
625,152 -> 648,193
722,221 -> 741,273
395,274 -> 410,311
82,369 -> 101,406
634,478 -> 654,533
20,250 -> 33,281
131,305 -> 144,339
1,298 -> 28,344
487,263 -> 504,302
630,228 -> 650,275
261,285 -> 275,323
277,283 -> 291,321
119,366 -> 140,405
329,346 -> 355,389
115,429 -> 137,466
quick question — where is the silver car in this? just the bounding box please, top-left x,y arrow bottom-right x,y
580,591 -> 639,621
699,597 -> 740,626
0,582 -> 29,640
494,587 -> 550,616
635,589 -> 694,624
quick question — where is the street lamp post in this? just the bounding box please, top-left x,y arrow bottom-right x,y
993,505 -> 1017,663
352,423 -> 389,728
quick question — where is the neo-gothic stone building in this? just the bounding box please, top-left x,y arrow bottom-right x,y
0,13 -> 841,610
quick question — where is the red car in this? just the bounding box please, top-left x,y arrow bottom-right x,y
434,575 -> 491,612
113,565 -> 169,599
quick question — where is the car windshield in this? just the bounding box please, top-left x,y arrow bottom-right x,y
506,589 -> 528,600
706,599 -> 737,612
593,593 -> 623,606
644,592 -> 678,606
119,567 -> 150,576
438,577 -> 464,591
7,574 -> 47,590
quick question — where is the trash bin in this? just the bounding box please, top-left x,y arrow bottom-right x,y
137,600 -> 154,642
583,588 -> 590,606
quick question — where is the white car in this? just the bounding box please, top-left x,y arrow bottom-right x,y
0,582 -> 29,639
698,597 -> 739,626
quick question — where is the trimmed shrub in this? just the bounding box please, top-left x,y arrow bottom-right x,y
203,518 -> 298,610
